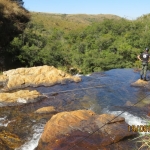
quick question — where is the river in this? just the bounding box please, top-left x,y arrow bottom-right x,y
0,68 -> 150,149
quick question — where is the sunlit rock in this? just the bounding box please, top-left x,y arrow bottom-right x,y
1,65 -> 81,91
34,106 -> 57,114
0,90 -> 44,106
36,110 -> 137,150
131,79 -> 149,87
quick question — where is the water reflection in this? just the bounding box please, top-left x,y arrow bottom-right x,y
31,68 -> 149,114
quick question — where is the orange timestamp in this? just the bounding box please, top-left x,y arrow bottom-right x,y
128,125 -> 150,132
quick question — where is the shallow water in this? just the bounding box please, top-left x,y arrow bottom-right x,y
0,68 -> 150,149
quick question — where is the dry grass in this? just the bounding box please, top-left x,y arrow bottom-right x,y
137,134 -> 150,150
0,0 -> 30,19
30,12 -> 122,33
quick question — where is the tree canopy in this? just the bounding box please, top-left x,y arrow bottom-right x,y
3,11 -> 150,74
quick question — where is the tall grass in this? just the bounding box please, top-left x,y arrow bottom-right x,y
132,123 -> 150,150
0,0 -> 29,17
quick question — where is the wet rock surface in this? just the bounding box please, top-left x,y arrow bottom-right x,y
34,106 -> 57,114
35,110 -> 137,150
0,90 -> 44,106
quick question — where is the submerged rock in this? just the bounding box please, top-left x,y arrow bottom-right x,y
34,106 -> 57,114
0,90 -> 44,106
0,65 -> 81,91
36,110 -> 137,150
131,79 -> 149,87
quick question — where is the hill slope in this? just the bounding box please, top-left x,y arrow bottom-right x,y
30,12 -> 122,32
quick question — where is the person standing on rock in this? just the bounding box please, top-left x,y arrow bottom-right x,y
137,47 -> 150,81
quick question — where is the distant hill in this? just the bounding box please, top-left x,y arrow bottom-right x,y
30,12 -> 123,32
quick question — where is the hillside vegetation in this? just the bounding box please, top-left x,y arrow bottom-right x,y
4,11 -> 150,74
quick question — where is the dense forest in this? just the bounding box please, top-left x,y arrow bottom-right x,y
1,0 -> 150,74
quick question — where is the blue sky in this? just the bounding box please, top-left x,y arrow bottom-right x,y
23,0 -> 150,20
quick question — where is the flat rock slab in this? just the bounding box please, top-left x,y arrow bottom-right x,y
35,110 -> 137,150
131,79 -> 149,87
0,65 -> 81,91
0,90 -> 44,106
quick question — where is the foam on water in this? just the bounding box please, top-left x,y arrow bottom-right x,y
17,98 -> 27,103
0,116 -> 8,127
103,109 -> 150,135
104,110 -> 148,125
15,123 -> 45,150
74,74 -> 83,77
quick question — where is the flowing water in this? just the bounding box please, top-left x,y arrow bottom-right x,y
0,68 -> 150,149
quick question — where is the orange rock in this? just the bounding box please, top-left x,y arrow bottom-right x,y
34,106 -> 57,114
0,90 -> 43,106
131,79 -> 149,87
35,110 -> 137,150
1,65 -> 81,91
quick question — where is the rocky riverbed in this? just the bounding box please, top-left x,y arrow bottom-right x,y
0,67 -> 150,150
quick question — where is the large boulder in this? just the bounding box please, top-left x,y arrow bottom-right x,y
0,90 -> 44,106
0,65 -> 81,91
35,110 -> 137,150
